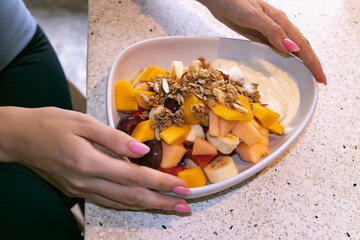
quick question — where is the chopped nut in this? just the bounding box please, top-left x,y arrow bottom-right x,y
139,110 -> 149,120
213,88 -> 226,105
154,83 -> 160,93
162,78 -> 170,94
233,103 -> 248,113
190,103 -> 205,120
189,59 -> 202,72
154,128 -> 161,141
207,97 -> 216,107
235,99 -> 244,106
139,92 -> 150,103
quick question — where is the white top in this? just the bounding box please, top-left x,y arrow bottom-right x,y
0,0 -> 37,71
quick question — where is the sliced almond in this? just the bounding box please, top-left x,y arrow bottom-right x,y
233,103 -> 248,113
162,78 -> 169,94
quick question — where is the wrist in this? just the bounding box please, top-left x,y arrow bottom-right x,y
0,107 -> 23,163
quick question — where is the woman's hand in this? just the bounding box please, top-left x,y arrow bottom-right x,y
0,107 -> 191,212
198,0 -> 327,85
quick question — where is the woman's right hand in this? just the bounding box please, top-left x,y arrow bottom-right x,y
0,107 -> 191,212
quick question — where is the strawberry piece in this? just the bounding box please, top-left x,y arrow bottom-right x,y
186,149 -> 216,168
159,164 -> 185,176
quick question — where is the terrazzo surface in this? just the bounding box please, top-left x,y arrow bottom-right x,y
86,0 -> 360,239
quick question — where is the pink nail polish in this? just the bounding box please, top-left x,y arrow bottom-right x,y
173,203 -> 192,213
282,38 -> 300,52
128,140 -> 150,155
173,186 -> 191,195
322,72 -> 327,85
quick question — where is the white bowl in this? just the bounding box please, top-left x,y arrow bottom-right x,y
107,36 -> 318,199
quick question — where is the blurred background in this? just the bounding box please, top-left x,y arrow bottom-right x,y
24,0 -> 88,96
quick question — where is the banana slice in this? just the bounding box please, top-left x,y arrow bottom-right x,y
203,156 -> 239,183
185,124 -> 205,143
206,131 -> 240,154
170,60 -> 184,82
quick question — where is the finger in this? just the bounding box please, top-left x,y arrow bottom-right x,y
293,49 -> 327,85
89,149 -> 188,192
87,178 -> 188,211
78,116 -> 150,158
249,9 -> 291,53
87,193 -> 146,211
263,3 -> 327,85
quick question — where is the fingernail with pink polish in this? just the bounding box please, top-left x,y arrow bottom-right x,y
173,203 -> 192,213
282,38 -> 300,52
128,140 -> 150,155
173,186 -> 191,195
322,72 -> 327,85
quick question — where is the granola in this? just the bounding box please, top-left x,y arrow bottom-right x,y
140,58 -> 260,131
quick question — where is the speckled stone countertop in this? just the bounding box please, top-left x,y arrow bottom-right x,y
85,0 -> 360,239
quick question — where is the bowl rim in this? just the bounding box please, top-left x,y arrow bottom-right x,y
106,36 -> 318,199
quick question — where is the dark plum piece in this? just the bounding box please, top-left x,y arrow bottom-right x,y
130,140 -> 162,169
116,115 -> 140,135
164,98 -> 180,113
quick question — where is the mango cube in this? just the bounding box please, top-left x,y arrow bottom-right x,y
252,103 -> 280,128
209,95 -> 253,121
268,121 -> 284,135
177,166 -> 207,188
139,66 -> 168,82
134,90 -> 156,110
115,79 -> 138,112
159,124 -> 191,145
183,94 -> 205,125
131,119 -> 155,142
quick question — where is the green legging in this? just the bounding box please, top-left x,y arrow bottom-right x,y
0,26 -> 83,240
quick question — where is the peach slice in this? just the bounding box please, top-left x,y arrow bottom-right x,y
236,142 -> 268,163
231,121 -> 262,146
160,141 -> 187,169
208,109 -> 220,137
219,118 -> 236,137
192,136 -> 217,156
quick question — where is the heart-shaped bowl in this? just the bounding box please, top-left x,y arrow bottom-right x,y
107,36 -> 318,199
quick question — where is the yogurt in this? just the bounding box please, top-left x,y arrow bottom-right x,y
211,58 -> 300,133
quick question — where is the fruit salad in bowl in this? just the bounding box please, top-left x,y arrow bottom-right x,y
114,57 -> 291,189
106,36 -> 318,199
